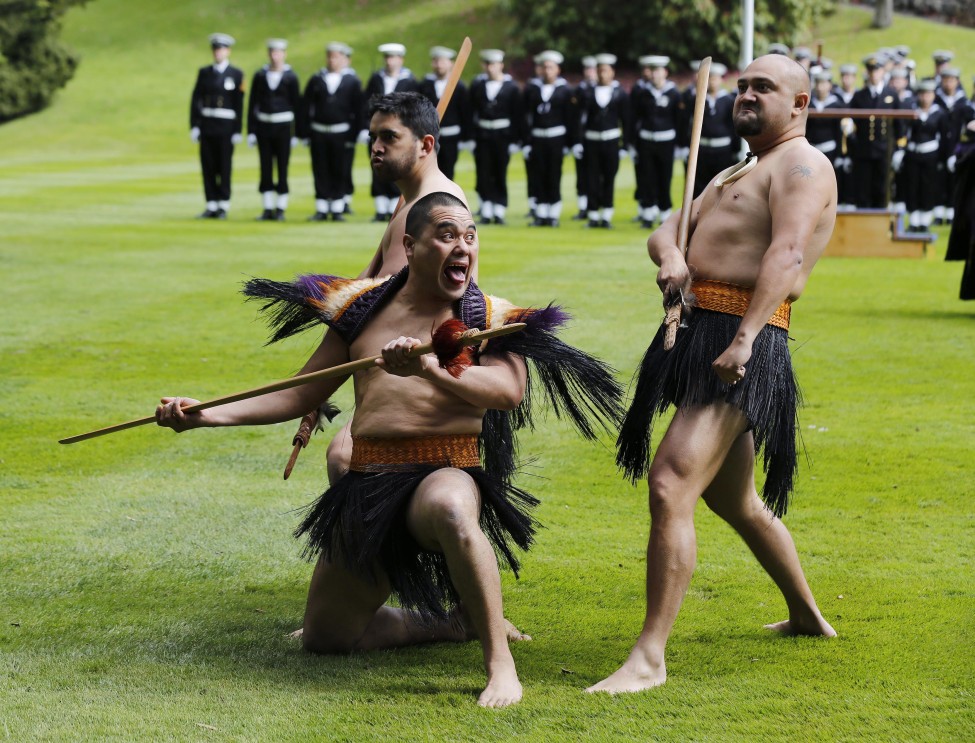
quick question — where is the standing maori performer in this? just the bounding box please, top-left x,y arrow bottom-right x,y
590,55 -> 837,695
946,98 -> 975,300
157,192 -> 623,707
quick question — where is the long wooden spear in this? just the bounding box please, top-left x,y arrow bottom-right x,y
663,56 -> 711,351
59,323 -> 525,445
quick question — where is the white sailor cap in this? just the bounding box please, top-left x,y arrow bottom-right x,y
933,49 -> 954,63
534,50 -> 564,65
709,62 -> 728,77
941,66 -> 961,78
903,59 -> 917,70
767,43 -> 791,56
639,55 -> 670,68
581,55 -> 597,68
895,45 -> 911,57
327,41 -> 353,56
266,38 -> 287,51
429,46 -> 456,60
209,33 -> 235,48
793,46 -> 812,60
890,67 -> 908,79
594,53 -> 617,66
917,78 -> 938,92
839,63 -> 858,75
812,71 -> 832,83
818,57 -> 833,70
378,43 -> 406,57
480,49 -> 505,64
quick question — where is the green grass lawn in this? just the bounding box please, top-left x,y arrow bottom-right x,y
1,1 -> 974,740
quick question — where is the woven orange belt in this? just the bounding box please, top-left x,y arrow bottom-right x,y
350,434 -> 481,472
691,279 -> 792,330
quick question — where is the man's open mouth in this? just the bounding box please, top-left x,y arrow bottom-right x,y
444,262 -> 468,284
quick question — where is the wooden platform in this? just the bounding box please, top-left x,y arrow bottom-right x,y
825,209 -> 935,259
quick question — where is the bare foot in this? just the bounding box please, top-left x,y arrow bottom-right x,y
452,606 -> 531,643
478,660 -> 523,708
585,649 -> 666,694
288,628 -> 303,640
764,615 -> 837,637
505,618 -> 532,643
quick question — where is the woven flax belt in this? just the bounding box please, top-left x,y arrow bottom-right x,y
691,279 -> 792,330
350,434 -> 480,472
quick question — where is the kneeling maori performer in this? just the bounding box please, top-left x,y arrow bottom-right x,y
590,55 -> 837,695
157,192 -> 622,707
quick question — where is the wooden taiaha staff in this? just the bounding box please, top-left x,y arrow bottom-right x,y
663,56 -> 711,351
59,323 -> 525,445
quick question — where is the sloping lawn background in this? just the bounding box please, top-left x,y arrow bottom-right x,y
1,2 -> 972,740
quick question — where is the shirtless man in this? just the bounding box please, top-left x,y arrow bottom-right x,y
589,54 -> 837,695
156,193 -> 528,707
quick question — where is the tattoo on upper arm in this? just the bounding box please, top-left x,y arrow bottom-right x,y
789,164 -> 813,179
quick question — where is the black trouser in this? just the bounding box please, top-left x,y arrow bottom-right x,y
584,139 -> 620,211
257,125 -> 291,194
903,155 -> 942,211
310,132 -> 349,202
529,136 -> 565,205
199,133 -> 234,202
636,140 -> 675,210
694,147 -> 736,198
438,136 -> 459,180
853,157 -> 888,208
475,136 -> 510,205
343,141 -> 355,200
371,164 -> 401,199
575,150 -> 587,203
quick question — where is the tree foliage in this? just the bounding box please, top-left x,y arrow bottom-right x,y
502,0 -> 837,71
0,0 -> 89,123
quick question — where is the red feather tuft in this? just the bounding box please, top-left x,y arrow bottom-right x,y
432,319 -> 475,378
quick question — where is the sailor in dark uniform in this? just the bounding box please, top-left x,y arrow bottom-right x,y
469,49 -> 523,225
575,53 -> 629,228
362,43 -> 418,221
523,50 -> 573,226
689,62 -> 738,198
895,79 -> 953,232
302,42 -> 362,221
849,54 -> 901,209
935,66 -> 968,224
888,67 -> 915,214
418,46 -> 471,181
833,63 -> 858,210
189,33 -> 245,219
571,56 -> 597,220
766,42 -> 791,56
247,39 -> 301,221
631,55 -> 681,228
933,50 -> 956,88
808,71 -> 844,194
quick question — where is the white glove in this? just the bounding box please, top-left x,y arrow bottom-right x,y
458,139 -> 475,152
290,137 -> 299,148
247,133 -> 257,148
948,155 -> 957,173
572,143 -> 584,159
231,133 -> 243,146
674,146 -> 689,161
841,117 -> 855,137
618,148 -> 629,160
843,158 -> 853,174
357,129 -> 370,145
627,146 -> 637,161
891,149 -> 905,173
562,146 -> 570,157
190,127 -> 200,143
522,145 -> 532,159
508,143 -> 520,156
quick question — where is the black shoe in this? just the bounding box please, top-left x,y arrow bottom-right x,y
256,209 -> 275,221
549,218 -> 559,228
214,209 -> 227,220
197,209 -> 218,219
572,210 -> 587,221
600,219 -> 612,229
343,203 -> 353,215
307,212 -> 329,222
530,217 -> 545,227
641,220 -> 655,229
493,216 -> 506,225
372,212 -> 387,222
587,219 -> 601,228
275,208 -> 285,221
331,212 -> 346,222
933,217 -> 945,226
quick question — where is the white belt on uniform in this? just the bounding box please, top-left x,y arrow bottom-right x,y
439,125 -> 462,137
814,140 -> 837,154
478,118 -> 511,130
201,107 -> 236,120
256,111 -> 295,124
907,139 -> 939,154
311,121 -> 351,134
531,125 -> 567,138
584,127 -> 621,142
699,136 -> 732,148
638,128 -> 676,142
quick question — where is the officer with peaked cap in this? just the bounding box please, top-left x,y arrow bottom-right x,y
190,33 -> 245,218
523,50 -> 574,226
849,53 -> 901,208
247,39 -> 301,221
469,49 -> 523,224
302,42 -> 363,221
362,43 -> 418,221
631,55 -> 681,228
418,46 -> 472,181
571,56 -> 598,220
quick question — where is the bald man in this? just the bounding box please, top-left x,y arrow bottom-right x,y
590,55 -> 837,695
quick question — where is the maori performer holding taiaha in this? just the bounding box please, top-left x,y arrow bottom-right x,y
157,192 -> 622,707
590,55 -> 837,696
